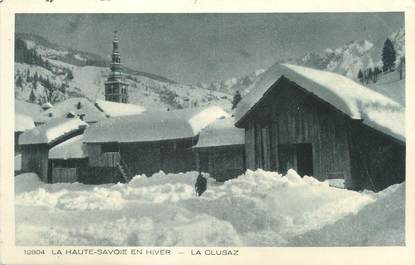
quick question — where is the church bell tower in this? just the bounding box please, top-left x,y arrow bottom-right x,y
105,31 -> 129,103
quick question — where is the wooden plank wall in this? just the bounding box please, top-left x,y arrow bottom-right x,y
244,121 -> 255,170
198,146 -> 245,181
52,168 -> 77,183
21,145 -> 49,182
349,123 -> 405,191
120,139 -> 197,177
242,80 -> 353,183
86,143 -> 103,167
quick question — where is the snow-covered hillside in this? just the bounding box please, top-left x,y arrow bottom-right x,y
15,170 -> 404,246
15,28 -> 404,110
198,69 -> 265,96
367,70 -> 405,106
14,33 -> 232,111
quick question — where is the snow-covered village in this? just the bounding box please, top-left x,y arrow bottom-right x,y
13,13 -> 405,246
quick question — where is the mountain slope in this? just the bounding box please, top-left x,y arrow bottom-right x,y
204,28 -> 405,96
14,33 -> 232,111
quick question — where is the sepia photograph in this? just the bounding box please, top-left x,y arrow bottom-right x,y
1,1 -> 415,264
12,12 -> 406,247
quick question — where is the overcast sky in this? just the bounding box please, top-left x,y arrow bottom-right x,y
16,13 -> 403,83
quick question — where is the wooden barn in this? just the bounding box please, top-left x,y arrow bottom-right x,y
48,135 -> 89,183
18,116 -> 88,182
234,63 -> 405,191
83,106 -> 229,183
193,117 -> 245,182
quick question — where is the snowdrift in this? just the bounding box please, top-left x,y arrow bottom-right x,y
15,170 -> 404,246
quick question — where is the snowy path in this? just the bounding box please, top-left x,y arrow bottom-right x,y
15,170 -> 404,246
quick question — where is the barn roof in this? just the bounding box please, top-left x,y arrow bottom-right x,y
83,106 -> 230,143
194,117 -> 245,148
19,117 -> 88,145
235,63 -> 405,142
36,98 -> 107,124
49,135 -> 87,160
15,100 -> 43,123
15,113 -> 35,133
95,99 -> 146,117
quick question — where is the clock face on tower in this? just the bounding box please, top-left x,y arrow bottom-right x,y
104,31 -> 129,103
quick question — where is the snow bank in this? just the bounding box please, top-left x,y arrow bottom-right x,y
95,99 -> 146,117
290,184 -> 404,246
15,169 -> 403,246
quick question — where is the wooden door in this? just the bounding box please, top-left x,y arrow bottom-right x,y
278,143 -> 313,176
278,144 -> 297,175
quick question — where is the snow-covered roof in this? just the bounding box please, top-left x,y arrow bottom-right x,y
15,113 -> 35,133
95,99 -> 146,117
235,63 -> 405,141
15,100 -> 43,123
36,98 -> 107,124
19,117 -> 88,145
41,102 -> 53,110
194,117 -> 245,148
49,135 -> 87,160
84,106 -> 230,143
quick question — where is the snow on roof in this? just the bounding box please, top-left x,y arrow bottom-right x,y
84,106 -> 229,143
194,117 -> 245,148
36,98 -> 107,124
15,100 -> 43,122
19,117 -> 88,145
95,99 -> 146,117
49,135 -> 87,160
235,63 -> 405,141
15,113 -> 35,133
41,102 -> 53,110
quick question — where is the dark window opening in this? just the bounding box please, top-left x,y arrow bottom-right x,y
278,143 -> 313,176
102,142 -> 119,153
53,159 -> 78,168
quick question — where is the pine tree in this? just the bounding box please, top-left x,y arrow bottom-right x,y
376,67 -> 382,82
357,69 -> 364,83
232,90 -> 242,110
29,89 -> 36,103
15,75 -> 23,88
382,38 -> 396,72
26,69 -> 31,83
368,68 -> 374,83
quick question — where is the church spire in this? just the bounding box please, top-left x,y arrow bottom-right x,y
104,31 -> 129,103
110,30 -> 122,73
